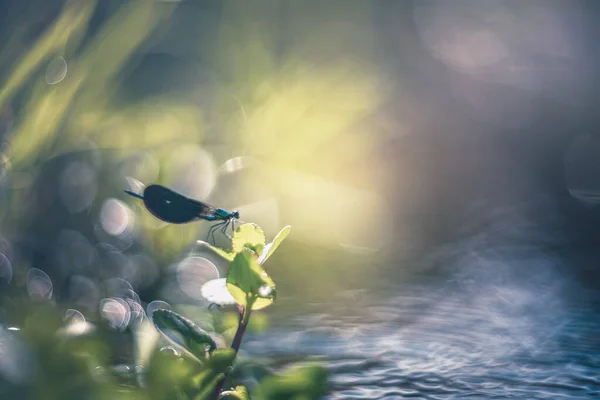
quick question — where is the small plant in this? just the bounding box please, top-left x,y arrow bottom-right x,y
147,223 -> 328,400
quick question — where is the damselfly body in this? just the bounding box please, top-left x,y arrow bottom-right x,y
125,184 -> 240,243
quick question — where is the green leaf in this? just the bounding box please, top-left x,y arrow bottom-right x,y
251,296 -> 275,311
192,370 -> 226,400
232,224 -> 266,255
257,225 -> 291,264
146,345 -> 201,400
190,349 -> 237,399
207,348 -> 236,375
197,240 -> 235,262
152,309 -> 217,360
219,385 -> 251,400
226,249 -> 276,310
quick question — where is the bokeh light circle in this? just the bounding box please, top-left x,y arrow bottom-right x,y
26,268 -> 53,300
45,56 -> 67,85
99,297 -> 131,330
176,257 -> 220,300
166,145 -> 217,200
100,198 -> 133,236
147,300 -> 171,321
59,161 -> 97,214
0,253 -> 12,285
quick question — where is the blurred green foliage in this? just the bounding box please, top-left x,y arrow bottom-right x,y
0,223 -> 328,399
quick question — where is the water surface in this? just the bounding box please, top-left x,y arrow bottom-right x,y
243,262 -> 600,399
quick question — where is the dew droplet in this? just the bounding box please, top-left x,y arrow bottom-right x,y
258,285 -> 273,298
159,346 -> 180,356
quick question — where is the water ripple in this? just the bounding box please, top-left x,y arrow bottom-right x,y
243,283 -> 600,399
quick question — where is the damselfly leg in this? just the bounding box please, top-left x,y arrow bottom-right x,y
220,220 -> 232,239
206,221 -> 225,244
211,223 -> 220,244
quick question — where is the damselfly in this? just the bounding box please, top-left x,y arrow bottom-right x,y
125,184 -> 240,243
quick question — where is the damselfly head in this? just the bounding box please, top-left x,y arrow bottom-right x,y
231,210 -> 240,219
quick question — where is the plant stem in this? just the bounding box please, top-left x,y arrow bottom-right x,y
213,299 -> 253,398
231,304 -> 251,353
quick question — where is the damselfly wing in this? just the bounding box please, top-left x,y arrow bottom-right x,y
124,184 -> 240,242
